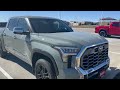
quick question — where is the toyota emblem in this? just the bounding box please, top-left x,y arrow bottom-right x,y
99,46 -> 104,52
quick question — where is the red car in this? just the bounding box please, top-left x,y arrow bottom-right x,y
95,22 -> 120,37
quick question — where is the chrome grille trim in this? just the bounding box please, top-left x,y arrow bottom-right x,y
76,42 -> 109,70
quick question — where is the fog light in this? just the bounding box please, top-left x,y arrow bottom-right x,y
62,55 -> 68,63
75,58 -> 80,68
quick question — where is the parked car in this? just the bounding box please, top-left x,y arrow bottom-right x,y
95,22 -> 120,37
0,16 -> 110,79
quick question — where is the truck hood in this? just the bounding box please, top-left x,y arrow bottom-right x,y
31,32 -> 108,48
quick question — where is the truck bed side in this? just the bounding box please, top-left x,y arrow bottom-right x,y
95,25 -> 109,33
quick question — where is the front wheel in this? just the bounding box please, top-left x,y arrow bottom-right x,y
99,31 -> 107,37
35,59 -> 56,79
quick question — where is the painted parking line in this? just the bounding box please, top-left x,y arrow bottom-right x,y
109,51 -> 120,55
0,66 -> 13,79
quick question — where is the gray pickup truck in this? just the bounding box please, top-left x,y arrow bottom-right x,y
0,16 -> 110,79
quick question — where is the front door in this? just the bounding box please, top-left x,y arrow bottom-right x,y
13,18 -> 31,63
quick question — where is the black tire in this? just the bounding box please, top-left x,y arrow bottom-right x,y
0,42 -> 6,58
35,59 -> 56,79
99,30 -> 107,37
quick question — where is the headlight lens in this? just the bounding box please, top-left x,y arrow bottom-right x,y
61,48 -> 79,54
54,47 -> 80,63
54,47 -> 79,55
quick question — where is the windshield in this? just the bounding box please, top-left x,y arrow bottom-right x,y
29,18 -> 73,33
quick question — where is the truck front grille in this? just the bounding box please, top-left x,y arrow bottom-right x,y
80,43 -> 108,70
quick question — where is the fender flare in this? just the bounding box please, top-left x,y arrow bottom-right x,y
32,48 -> 59,76
99,29 -> 108,35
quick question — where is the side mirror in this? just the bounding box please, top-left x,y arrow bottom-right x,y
13,27 -> 29,35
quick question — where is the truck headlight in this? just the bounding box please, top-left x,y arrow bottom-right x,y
54,47 -> 79,55
54,47 -> 80,62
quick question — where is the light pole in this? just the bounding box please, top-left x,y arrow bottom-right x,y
100,11 -> 103,25
58,11 -> 61,19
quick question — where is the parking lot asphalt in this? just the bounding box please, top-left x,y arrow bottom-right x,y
0,28 -> 119,79
0,53 -> 36,79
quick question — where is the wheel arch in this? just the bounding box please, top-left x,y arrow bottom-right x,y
31,49 -> 59,76
99,29 -> 108,35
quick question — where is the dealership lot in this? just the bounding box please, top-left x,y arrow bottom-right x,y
0,28 -> 119,79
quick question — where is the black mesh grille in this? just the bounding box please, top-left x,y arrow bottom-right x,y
81,43 -> 108,70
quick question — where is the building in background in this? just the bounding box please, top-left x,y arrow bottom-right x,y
69,21 -> 80,26
80,21 -> 94,25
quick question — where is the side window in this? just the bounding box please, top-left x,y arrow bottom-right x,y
17,18 -> 29,31
7,19 -> 18,31
112,23 -> 120,27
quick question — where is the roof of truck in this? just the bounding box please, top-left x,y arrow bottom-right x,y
10,16 -> 59,20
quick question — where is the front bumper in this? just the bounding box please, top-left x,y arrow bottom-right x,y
57,58 -> 109,79
76,58 -> 110,79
